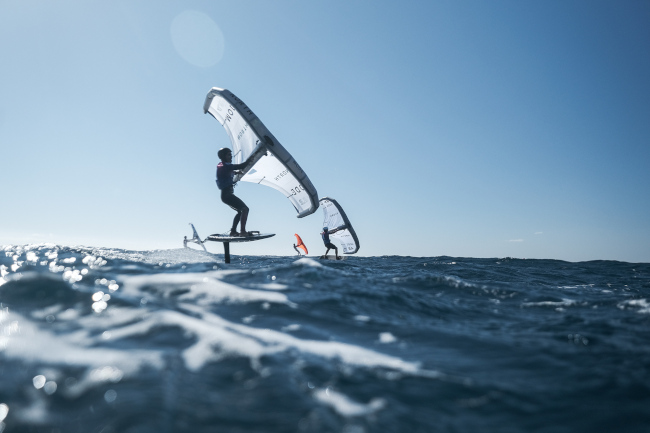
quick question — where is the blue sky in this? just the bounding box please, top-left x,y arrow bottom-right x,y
1,0 -> 649,262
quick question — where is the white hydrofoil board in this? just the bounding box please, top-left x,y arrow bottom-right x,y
206,233 -> 275,243
319,255 -> 345,261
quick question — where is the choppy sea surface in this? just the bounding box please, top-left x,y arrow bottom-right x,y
1,244 -> 649,433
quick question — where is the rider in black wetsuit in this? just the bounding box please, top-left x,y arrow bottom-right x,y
216,148 -> 251,236
321,226 -> 341,259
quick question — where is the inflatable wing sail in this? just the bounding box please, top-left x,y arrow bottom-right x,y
319,197 -> 360,254
204,88 -> 318,218
294,234 -> 308,255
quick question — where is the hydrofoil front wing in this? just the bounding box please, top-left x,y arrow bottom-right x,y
184,223 -> 208,252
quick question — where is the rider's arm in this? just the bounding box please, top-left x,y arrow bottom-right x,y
231,162 -> 247,171
231,153 -> 257,171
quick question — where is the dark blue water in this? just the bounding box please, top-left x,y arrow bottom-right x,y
1,244 -> 649,433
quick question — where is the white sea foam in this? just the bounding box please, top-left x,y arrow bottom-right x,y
1,309 -> 164,398
118,272 -> 294,306
378,332 -> 397,344
618,299 -> 650,314
73,246 -> 220,266
175,304 -> 427,375
293,257 -> 322,267
313,387 -> 386,417
58,301 -> 428,377
521,299 -> 577,308
558,284 -> 595,290
248,283 -> 289,291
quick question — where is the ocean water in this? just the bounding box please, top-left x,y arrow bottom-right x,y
1,244 -> 649,433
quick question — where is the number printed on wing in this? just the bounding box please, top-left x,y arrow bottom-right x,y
288,184 -> 305,197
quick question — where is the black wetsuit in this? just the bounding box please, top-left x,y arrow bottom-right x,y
216,161 -> 249,232
321,230 -> 336,250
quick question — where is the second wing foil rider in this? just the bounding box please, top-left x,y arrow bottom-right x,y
321,227 -> 342,259
216,147 -> 255,236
